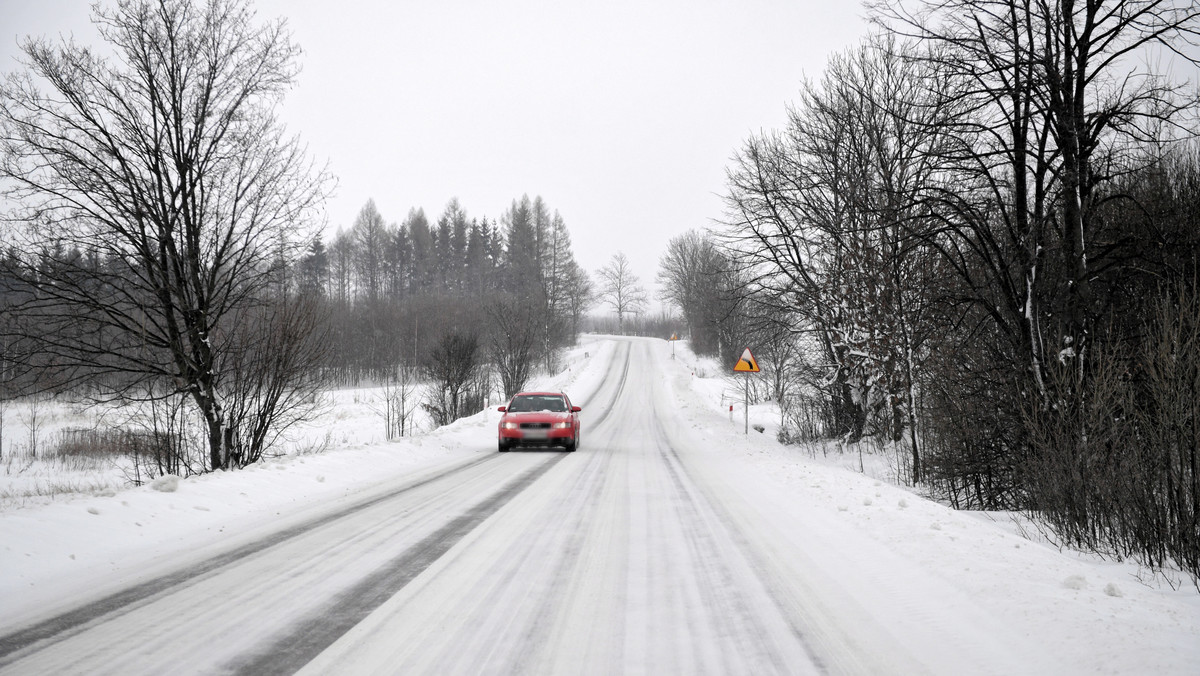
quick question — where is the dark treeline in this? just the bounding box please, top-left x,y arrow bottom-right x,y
660,1 -> 1200,580
0,192 -> 594,463
294,195 -> 593,394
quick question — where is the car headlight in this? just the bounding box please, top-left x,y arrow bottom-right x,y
552,421 -> 571,429
501,422 -> 519,430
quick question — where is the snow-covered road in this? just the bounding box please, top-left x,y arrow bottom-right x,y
1,336 -> 1197,674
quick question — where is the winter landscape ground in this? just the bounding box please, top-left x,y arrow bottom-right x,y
1,335 -> 1197,674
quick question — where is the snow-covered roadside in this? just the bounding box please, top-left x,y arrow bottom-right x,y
663,337 -> 1200,675
0,336 -> 613,632
0,336 -> 611,509
2,334 -> 1197,675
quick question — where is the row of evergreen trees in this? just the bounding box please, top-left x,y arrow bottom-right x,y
0,193 -> 596,431
295,195 -> 594,389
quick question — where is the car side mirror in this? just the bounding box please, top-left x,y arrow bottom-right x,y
497,406 -> 507,412
571,406 -> 581,412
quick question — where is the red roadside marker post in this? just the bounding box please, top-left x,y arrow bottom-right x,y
732,347 -> 759,434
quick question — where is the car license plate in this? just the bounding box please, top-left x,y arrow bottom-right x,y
524,429 -> 548,440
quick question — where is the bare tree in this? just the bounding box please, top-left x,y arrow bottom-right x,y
658,230 -> 749,360
0,337 -> 11,461
861,0 -> 1200,497
562,261 -> 595,340
871,0 -> 1200,387
596,252 -> 648,333
658,230 -> 719,352
328,228 -> 355,304
489,298 -> 540,399
724,36 -> 948,448
23,396 -> 41,459
422,331 -> 483,427
352,200 -> 390,303
381,362 -> 419,439
0,0 -> 332,470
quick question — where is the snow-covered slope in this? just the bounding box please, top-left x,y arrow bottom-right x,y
0,335 -> 1196,674
659,337 -> 1200,675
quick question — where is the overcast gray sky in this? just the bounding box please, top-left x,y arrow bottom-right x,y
0,0 -> 869,301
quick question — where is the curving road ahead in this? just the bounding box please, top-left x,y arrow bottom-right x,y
0,338 -> 1043,675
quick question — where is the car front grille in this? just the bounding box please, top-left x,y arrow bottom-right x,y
520,422 -> 552,429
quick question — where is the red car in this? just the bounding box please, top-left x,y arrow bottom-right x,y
497,391 -> 581,452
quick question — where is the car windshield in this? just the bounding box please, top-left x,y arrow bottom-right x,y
508,395 -> 567,413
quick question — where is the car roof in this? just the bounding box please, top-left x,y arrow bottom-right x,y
512,391 -> 566,397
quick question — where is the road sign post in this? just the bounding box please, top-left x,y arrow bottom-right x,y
743,373 -> 749,434
732,348 -> 759,435
669,333 -> 679,359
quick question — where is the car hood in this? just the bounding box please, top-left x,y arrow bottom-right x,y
502,411 -> 572,423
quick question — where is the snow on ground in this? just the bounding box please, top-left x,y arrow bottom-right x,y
1,334 -> 1198,674
0,337 -> 611,628
665,337 -> 1200,675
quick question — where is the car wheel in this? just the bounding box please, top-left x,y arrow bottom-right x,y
564,436 -> 577,453
498,439 -> 510,453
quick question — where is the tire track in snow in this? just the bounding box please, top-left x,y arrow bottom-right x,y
0,452 -> 504,666
398,339 -> 634,673
227,344 -> 635,673
502,343 -> 636,672
652,428 -> 812,674
581,340 -> 632,430
226,452 -> 569,676
0,342 -> 633,671
648,350 -> 929,675
500,442 -> 618,672
626,338 -> 822,675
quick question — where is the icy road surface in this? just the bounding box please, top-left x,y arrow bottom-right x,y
1,337 -> 1194,674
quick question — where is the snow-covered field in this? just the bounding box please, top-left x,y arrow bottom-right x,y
1,335 -> 1197,674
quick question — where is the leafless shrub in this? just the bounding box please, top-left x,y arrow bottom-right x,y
776,395 -> 830,447
1136,288 -> 1200,581
23,397 -> 42,460
422,331 -> 486,427
489,297 -> 539,399
381,364 -> 419,439
55,427 -> 129,458
293,430 -> 332,457
219,295 -> 331,466
125,392 -> 205,485
921,341 -> 1026,511
1021,335 -> 1133,548
1022,288 -> 1200,583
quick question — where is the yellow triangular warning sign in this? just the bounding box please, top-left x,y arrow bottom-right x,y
670,333 -> 679,341
733,347 -> 759,372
